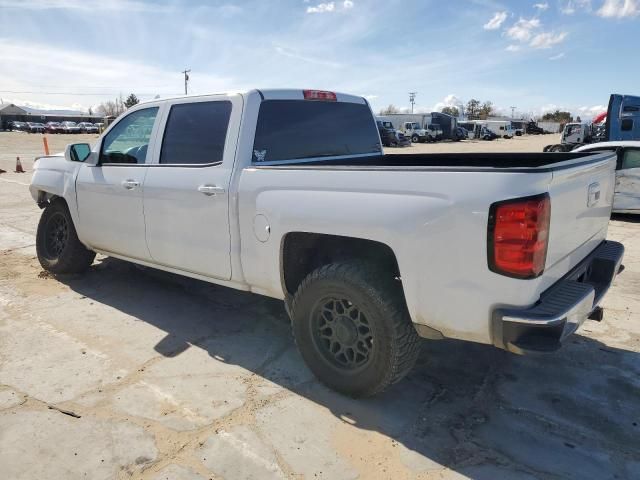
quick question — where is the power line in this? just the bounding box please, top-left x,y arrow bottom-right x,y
182,68 -> 191,95
409,92 -> 417,114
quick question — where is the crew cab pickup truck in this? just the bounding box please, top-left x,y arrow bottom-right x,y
30,89 -> 624,397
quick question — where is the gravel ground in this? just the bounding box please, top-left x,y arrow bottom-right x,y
0,131 -> 638,480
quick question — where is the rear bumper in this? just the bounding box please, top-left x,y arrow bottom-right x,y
492,240 -> 624,355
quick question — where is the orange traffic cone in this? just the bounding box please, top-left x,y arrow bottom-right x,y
15,157 -> 25,173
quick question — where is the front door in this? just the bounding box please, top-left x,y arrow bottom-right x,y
143,96 -> 239,280
75,106 -> 161,260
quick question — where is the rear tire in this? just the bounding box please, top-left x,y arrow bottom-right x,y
411,134 -> 419,143
36,200 -> 96,274
290,261 -> 421,397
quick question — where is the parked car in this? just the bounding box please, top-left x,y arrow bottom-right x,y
30,88 -> 624,397
455,126 -> 469,140
573,141 -> 640,214
480,126 -> 498,141
60,121 -> 81,134
78,122 -> 99,134
526,121 -> 545,135
8,121 -> 28,132
45,122 -> 63,134
376,119 -> 410,147
27,122 -> 45,133
427,123 -> 443,141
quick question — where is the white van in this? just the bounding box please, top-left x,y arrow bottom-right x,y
482,120 -> 515,139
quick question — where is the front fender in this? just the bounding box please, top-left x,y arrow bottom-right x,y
30,155 -> 81,224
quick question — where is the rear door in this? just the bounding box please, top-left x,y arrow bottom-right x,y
142,95 -> 241,280
615,148 -> 640,212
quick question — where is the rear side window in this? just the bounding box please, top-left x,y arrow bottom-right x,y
160,101 -> 231,165
252,100 -> 380,163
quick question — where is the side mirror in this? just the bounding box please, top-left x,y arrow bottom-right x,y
65,143 -> 94,164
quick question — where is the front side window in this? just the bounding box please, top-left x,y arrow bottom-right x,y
160,101 -> 232,165
101,107 -> 159,164
622,149 -> 640,170
252,100 -> 380,163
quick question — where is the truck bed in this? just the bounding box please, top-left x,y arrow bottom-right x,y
260,152 -> 602,170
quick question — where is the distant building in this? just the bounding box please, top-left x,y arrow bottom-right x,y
0,103 -> 104,129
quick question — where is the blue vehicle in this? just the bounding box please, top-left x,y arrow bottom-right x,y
545,94 -> 640,152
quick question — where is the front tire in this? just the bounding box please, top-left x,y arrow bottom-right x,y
290,262 -> 421,397
411,134 -> 419,143
36,200 -> 96,274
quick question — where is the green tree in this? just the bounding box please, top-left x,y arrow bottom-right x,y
478,101 -> 494,119
441,106 -> 459,117
465,99 -> 481,119
124,93 -> 140,109
380,104 -> 400,115
541,110 -> 573,123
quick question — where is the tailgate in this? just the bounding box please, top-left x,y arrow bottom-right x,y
545,152 -> 617,273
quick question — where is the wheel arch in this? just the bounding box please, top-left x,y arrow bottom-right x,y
280,232 -> 401,297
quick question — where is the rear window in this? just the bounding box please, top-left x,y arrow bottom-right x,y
160,101 -> 231,165
252,100 -> 380,163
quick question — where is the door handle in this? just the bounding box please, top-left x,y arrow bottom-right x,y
122,179 -> 140,190
198,185 -> 226,196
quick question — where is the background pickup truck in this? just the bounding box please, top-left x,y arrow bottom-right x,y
30,89 -> 624,397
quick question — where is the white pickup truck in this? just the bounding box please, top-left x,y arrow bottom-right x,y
30,89 -> 624,397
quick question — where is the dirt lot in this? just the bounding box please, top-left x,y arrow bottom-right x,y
0,131 -> 639,480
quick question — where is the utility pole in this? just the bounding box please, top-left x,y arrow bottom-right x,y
182,69 -> 191,95
510,106 -> 516,118
409,92 -> 417,114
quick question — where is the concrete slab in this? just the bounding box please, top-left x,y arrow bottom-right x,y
0,410 -> 157,480
199,425 -> 287,479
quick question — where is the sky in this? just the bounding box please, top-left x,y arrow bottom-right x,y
0,0 -> 638,118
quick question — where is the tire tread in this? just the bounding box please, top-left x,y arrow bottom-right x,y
290,261 -> 421,397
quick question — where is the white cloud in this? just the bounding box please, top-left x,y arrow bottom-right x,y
534,2 -> 549,10
343,0 -> 354,9
597,0 -> 640,17
577,104 -> 607,117
0,40 -> 235,110
560,0 -> 592,15
274,45 -> 342,68
432,94 -> 464,114
549,52 -> 565,60
307,2 -> 335,13
505,17 -> 541,41
506,44 -> 521,52
530,31 -> 568,48
0,0 -> 168,12
483,11 -> 508,30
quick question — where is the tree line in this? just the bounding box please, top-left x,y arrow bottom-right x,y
380,99 -> 495,119
93,93 -> 140,117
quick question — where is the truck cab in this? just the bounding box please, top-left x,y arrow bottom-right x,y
401,122 -> 432,143
376,118 -> 409,147
562,123 -> 590,144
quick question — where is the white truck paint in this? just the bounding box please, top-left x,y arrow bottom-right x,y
30,89 -> 624,396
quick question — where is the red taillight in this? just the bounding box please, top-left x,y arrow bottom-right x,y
303,90 -> 337,101
488,194 -> 551,279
